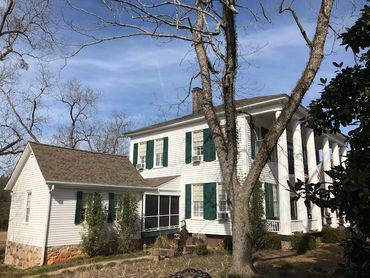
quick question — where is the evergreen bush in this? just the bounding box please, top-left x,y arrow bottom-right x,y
81,192 -> 109,257
116,192 -> 138,253
263,234 -> 281,250
322,227 -> 346,243
290,234 -> 317,254
250,181 -> 266,250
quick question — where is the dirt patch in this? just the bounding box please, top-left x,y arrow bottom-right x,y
45,244 -> 343,278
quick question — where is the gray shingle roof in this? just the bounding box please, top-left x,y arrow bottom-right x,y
29,142 -> 147,187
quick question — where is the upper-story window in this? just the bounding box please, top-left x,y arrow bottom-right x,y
185,128 -> 216,164
251,127 -> 277,162
139,142 -> 147,167
155,138 -> 164,167
133,137 -> 168,170
193,130 -> 204,157
25,191 -> 32,222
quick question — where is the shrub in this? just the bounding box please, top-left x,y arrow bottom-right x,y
153,234 -> 171,249
290,234 -> 317,254
81,192 -> 111,257
195,242 -> 208,256
263,233 -> 281,250
322,227 -> 346,243
250,182 -> 266,250
116,192 -> 138,253
223,236 -> 233,252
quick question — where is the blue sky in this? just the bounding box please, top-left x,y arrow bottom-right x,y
25,1 -> 366,134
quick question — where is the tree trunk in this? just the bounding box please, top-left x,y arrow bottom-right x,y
231,184 -> 256,275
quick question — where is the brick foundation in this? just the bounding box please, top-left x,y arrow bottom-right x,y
4,241 -> 42,268
46,245 -> 85,265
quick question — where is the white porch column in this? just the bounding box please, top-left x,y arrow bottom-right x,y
292,120 -> 308,232
276,111 -> 291,235
332,143 -> 340,167
322,136 -> 338,227
340,147 -> 347,168
305,128 -> 322,231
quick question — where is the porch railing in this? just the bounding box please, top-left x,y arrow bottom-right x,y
265,220 -> 280,232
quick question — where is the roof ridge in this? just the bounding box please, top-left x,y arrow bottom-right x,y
28,141 -> 128,159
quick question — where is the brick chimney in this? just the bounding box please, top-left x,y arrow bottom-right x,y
192,87 -> 202,114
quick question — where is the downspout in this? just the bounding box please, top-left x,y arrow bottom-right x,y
40,184 -> 54,266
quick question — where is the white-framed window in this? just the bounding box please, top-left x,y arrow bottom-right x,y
193,184 -> 204,218
114,196 -> 119,222
139,142 -> 147,166
218,183 -> 229,213
272,184 -> 279,219
155,138 -> 164,167
81,193 -> 92,222
193,130 -> 204,157
25,191 -> 32,222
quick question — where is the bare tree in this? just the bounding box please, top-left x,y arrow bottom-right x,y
87,112 -> 131,155
67,0 -> 336,275
0,66 -> 51,156
53,80 -> 99,149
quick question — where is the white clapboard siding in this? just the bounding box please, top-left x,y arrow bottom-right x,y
130,115 -> 280,236
47,189 -> 143,247
7,152 -> 49,247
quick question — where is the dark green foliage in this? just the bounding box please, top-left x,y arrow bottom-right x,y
321,227 -> 346,243
340,228 -> 370,278
250,181 -> 266,250
263,234 -> 281,250
81,192 -> 113,257
293,5 -> 370,277
0,176 -> 10,230
223,236 -> 233,252
290,234 -> 317,254
117,192 -> 138,253
195,242 -> 208,256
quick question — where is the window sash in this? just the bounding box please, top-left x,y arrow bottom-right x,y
155,139 -> 164,167
193,130 -> 204,156
218,183 -> 229,212
25,192 -> 31,222
192,184 -> 204,218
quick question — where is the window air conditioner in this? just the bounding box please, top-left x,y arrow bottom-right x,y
218,212 -> 229,220
136,163 -> 145,171
192,155 -> 202,163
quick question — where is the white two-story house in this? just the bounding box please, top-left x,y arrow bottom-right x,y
127,88 -> 347,239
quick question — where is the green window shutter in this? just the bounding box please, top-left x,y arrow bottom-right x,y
133,143 -> 138,166
185,184 -> 192,219
264,183 -> 274,220
203,128 -> 216,162
163,137 -> 168,167
251,128 -> 257,159
146,140 -> 154,169
107,193 -> 115,223
185,132 -> 192,164
74,191 -> 83,225
203,182 -> 217,220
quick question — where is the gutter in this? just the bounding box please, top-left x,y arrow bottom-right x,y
45,180 -> 159,192
40,184 -> 54,266
126,96 -> 288,137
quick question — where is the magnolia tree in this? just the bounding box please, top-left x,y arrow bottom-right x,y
66,0 -> 338,275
